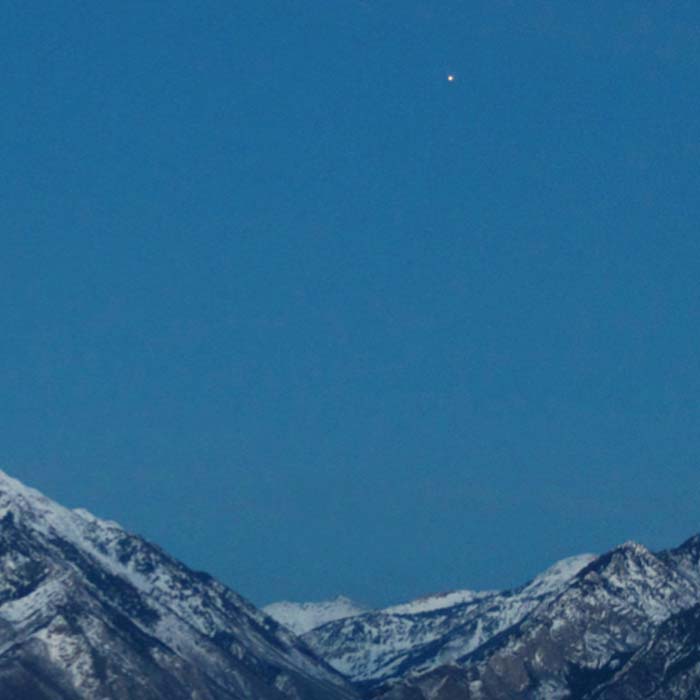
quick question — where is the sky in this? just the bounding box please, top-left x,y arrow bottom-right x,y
2,1 -> 700,608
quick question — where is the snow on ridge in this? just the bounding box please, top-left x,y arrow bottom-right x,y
301,552 -> 606,685
0,470 -> 265,631
0,470 -> 135,577
521,553 -> 598,597
385,588 -> 496,615
72,507 -> 123,530
264,596 -> 369,635
269,552 -> 599,642
0,470 -> 352,690
0,469 -> 85,538
616,540 -> 652,556
0,469 -> 52,509
0,471 -> 120,535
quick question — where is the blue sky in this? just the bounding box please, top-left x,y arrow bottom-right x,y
2,1 -> 700,607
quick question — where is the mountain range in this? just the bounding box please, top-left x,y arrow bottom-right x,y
267,540 -> 700,700
3,470 -> 700,699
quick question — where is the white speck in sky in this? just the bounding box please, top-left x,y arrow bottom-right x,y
447,74 -> 455,82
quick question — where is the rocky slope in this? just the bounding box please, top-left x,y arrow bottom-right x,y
586,603 -> 700,700
0,471 -> 356,700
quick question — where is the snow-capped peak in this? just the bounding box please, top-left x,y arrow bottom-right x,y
264,596 -> 369,635
520,553 -> 598,597
616,540 -> 652,556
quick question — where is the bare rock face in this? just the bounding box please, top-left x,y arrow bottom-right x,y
0,471 -> 357,700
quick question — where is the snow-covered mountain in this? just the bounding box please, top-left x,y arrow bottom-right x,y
297,554 -> 596,690
0,470 -> 356,700
378,540 -> 700,699
6,468 -> 700,700
264,597 -> 369,636
268,540 -> 700,700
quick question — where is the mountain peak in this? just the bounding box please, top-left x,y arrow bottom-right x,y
521,553 -> 597,597
617,539 -> 651,554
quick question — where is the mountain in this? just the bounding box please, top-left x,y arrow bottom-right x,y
272,538 -> 700,700
584,537 -> 700,700
264,597 -> 369,636
6,468 -> 700,700
377,541 -> 700,700
0,470 -> 357,700
296,555 -> 595,691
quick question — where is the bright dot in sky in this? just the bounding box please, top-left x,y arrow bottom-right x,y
447,74 -> 455,82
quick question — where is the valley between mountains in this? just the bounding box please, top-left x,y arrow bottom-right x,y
3,470 -> 700,700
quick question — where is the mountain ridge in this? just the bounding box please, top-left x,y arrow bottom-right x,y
4,469 -> 700,700
0,469 -> 357,700
265,540 -> 700,700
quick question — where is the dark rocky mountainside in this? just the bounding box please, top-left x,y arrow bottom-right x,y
587,603 -> 700,700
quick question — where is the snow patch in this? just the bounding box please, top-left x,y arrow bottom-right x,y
386,589 -> 495,615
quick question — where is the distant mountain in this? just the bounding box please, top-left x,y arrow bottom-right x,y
376,540 -> 700,700
270,540 -> 700,700
264,597 -> 369,636
0,471 -> 356,700
296,554 -> 596,690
